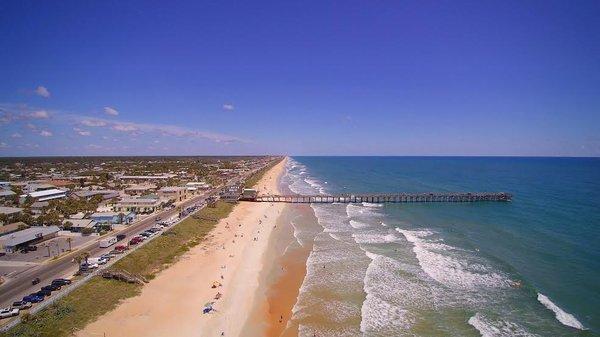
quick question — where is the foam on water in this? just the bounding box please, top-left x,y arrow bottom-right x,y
396,228 -> 510,289
353,232 -> 398,244
360,251 -> 415,334
468,313 -> 539,337
537,293 -> 586,330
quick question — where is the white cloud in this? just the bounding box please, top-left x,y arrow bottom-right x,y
112,123 -> 138,132
11,132 -> 22,138
222,103 -> 235,111
35,86 -> 51,98
86,144 -> 102,149
0,142 -> 8,148
73,127 -> 91,136
29,110 -> 49,119
40,130 -> 53,137
104,106 -> 119,116
80,118 -> 107,127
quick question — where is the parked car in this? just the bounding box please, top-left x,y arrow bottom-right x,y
41,284 -> 61,291
11,301 -> 32,310
36,289 -> 51,297
51,278 -> 71,286
0,307 -> 19,319
114,245 -> 128,252
22,294 -> 44,303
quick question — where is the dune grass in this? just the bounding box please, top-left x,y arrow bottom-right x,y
1,201 -> 234,337
244,157 -> 283,189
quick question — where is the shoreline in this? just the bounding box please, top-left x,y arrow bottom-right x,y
77,158 -> 288,337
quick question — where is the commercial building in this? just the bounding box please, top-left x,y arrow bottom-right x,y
21,188 -> 67,202
158,186 -> 188,202
117,174 -> 177,183
73,189 -> 120,200
62,219 -> 97,232
0,226 -> 60,253
90,211 -> 135,225
239,188 -> 258,201
125,184 -> 157,196
115,196 -> 162,214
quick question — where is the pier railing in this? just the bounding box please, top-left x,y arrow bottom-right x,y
250,192 -> 512,203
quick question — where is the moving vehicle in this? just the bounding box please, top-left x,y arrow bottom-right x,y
88,257 -> 108,265
99,236 -> 117,248
0,307 -> 19,319
11,301 -> 32,310
114,245 -> 128,252
31,277 -> 40,285
116,234 -> 126,241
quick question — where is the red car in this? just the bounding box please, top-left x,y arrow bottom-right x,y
115,245 -> 128,252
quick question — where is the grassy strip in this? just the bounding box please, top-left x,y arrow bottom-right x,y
244,157 -> 283,189
2,201 -> 234,337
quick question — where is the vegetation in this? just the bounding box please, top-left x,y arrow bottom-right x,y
244,157 -> 282,188
1,201 -> 234,337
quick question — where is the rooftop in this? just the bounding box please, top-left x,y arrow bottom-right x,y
26,188 -> 67,198
0,226 -> 60,247
0,206 -> 23,215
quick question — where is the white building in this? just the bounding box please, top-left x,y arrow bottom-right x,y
21,188 -> 67,202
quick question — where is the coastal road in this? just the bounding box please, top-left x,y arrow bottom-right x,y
0,190 -> 216,309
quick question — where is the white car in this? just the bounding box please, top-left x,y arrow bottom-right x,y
0,307 -> 19,319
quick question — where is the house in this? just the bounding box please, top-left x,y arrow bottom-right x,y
115,196 -> 162,214
0,189 -> 16,200
0,222 -> 28,237
62,219 -> 97,232
0,225 -> 60,253
30,201 -> 49,215
21,188 -> 67,203
90,211 -> 135,225
0,206 -> 23,217
158,186 -> 188,202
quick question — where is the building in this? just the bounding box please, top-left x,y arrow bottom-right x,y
0,222 -> 28,237
185,182 -> 210,195
0,226 -> 60,253
239,188 -> 258,201
117,174 -> 177,183
0,206 -> 23,217
73,189 -> 120,200
24,183 -> 56,193
221,184 -> 242,202
21,188 -> 67,203
125,184 -> 157,196
0,189 -> 16,200
90,211 -> 135,225
115,196 -> 162,214
62,219 -> 97,232
30,201 -> 49,215
158,186 -> 188,202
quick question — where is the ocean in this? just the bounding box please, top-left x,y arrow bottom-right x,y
280,156 -> 599,337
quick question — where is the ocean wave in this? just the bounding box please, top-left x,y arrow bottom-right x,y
362,202 -> 383,207
536,293 -> 586,330
396,228 -> 510,289
468,313 -> 539,337
360,251 -> 415,333
346,203 -> 382,218
353,232 -> 399,244
349,220 -> 372,229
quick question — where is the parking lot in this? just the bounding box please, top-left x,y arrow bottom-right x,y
0,235 -> 96,279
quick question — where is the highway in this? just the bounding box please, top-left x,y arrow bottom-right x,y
0,190 -> 216,308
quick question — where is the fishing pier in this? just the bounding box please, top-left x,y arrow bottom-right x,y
247,192 -> 512,203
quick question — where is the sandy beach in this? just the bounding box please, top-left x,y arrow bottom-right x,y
77,158 -> 288,337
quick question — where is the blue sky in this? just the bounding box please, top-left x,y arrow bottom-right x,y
1,0 -> 599,156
